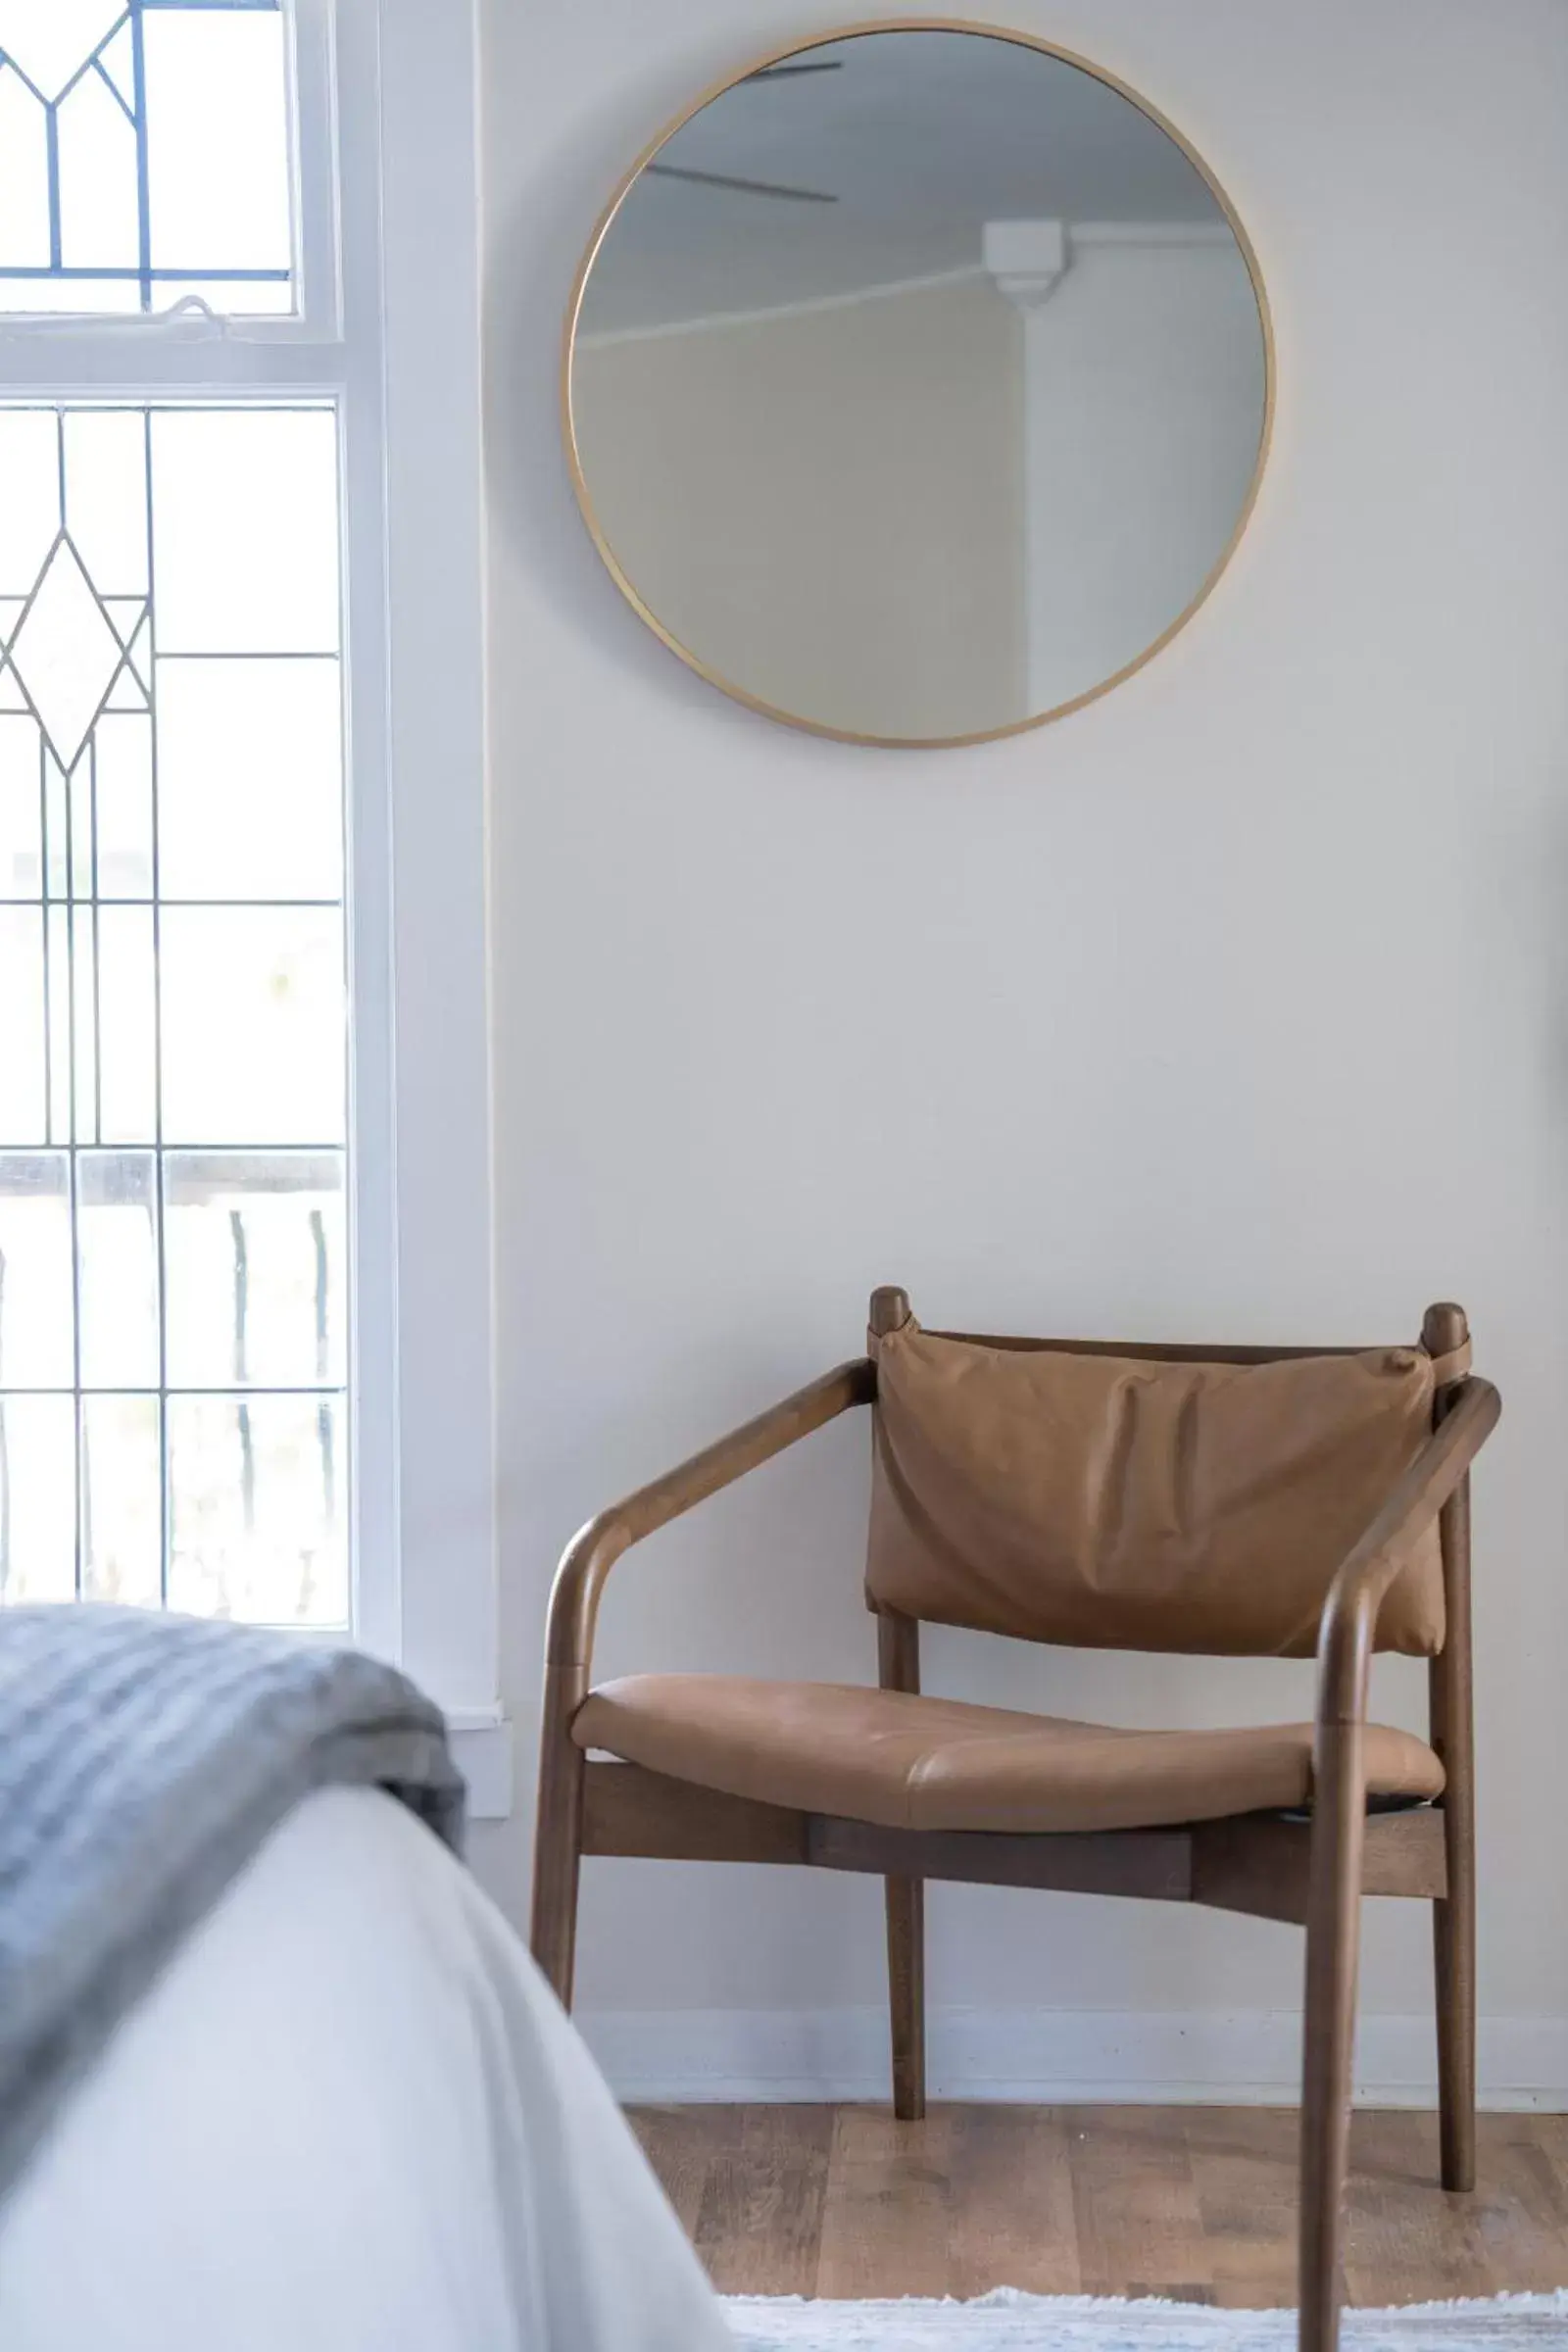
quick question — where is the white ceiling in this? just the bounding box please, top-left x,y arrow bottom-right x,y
579,29 -> 1229,335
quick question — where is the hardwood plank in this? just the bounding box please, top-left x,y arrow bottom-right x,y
630,2102 -> 740,2240
1291,2109 -> 1568,2310
690,2104 -> 833,2296
1532,2111 -> 1568,2221
814,2105 -> 959,2299
632,2102 -> 1568,2306
1184,2108 -> 1305,2307
1343,2109 -> 1501,2306
1063,2105 -> 1214,2303
1467,2114 -> 1568,2295
946,2105 -> 1081,2298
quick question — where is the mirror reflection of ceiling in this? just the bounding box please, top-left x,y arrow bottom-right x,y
579,30 -> 1225,336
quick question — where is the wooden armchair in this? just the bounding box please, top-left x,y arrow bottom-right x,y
531,1289 -> 1498,2352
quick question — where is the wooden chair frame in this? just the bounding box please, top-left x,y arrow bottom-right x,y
530,1294 -> 1498,2352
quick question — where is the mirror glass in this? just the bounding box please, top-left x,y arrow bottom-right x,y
567,27 -> 1270,747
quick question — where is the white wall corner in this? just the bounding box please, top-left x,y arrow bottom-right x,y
983,219 -> 1068,310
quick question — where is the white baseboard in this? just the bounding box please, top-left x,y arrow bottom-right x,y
576,2006 -> 1568,2112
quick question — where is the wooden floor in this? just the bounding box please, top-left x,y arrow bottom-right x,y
631,2105 -> 1568,2307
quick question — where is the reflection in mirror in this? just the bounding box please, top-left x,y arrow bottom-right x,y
567,28 -> 1270,746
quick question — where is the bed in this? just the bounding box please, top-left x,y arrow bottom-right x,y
0,1783 -> 734,2352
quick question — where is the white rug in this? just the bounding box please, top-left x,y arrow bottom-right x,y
723,2290 -> 1568,2349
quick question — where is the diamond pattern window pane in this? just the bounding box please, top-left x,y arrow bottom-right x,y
0,2 -> 293,318
8,537 -> 129,768
0,405 -> 348,1627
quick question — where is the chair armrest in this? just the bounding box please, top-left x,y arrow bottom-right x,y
544,1358 -> 876,1674
1314,1376 -> 1501,1734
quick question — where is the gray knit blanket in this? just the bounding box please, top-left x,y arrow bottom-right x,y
0,1602 -> 466,2201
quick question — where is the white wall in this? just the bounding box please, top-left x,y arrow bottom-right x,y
477,0 -> 1568,2104
1022,231 -> 1265,711
572,275 -> 1025,740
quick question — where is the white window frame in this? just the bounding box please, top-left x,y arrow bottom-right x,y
0,0 -> 504,1812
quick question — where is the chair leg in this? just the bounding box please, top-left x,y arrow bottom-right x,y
1428,1437 -> 1477,2195
1298,1725 -> 1367,2352
876,1605 -> 926,2120
1433,1800 -> 1476,2191
885,1872 -> 926,2121
529,1665 -> 586,2009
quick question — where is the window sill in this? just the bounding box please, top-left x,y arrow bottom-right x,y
447,1704 -> 514,1821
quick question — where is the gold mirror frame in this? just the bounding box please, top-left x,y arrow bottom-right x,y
563,19 -> 1276,751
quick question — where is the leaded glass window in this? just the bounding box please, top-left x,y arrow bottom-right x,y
0,403 -> 348,1622
0,0 -> 293,316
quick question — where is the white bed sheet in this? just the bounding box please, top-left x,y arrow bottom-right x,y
0,1785 -> 733,2352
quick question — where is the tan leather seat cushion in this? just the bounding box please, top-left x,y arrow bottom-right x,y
868,1321 -> 1446,1658
573,1675 -> 1445,1836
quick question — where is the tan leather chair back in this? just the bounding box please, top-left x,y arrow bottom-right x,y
866,1315 -> 1449,1657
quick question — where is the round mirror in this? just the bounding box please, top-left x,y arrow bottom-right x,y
565,24 -> 1272,748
